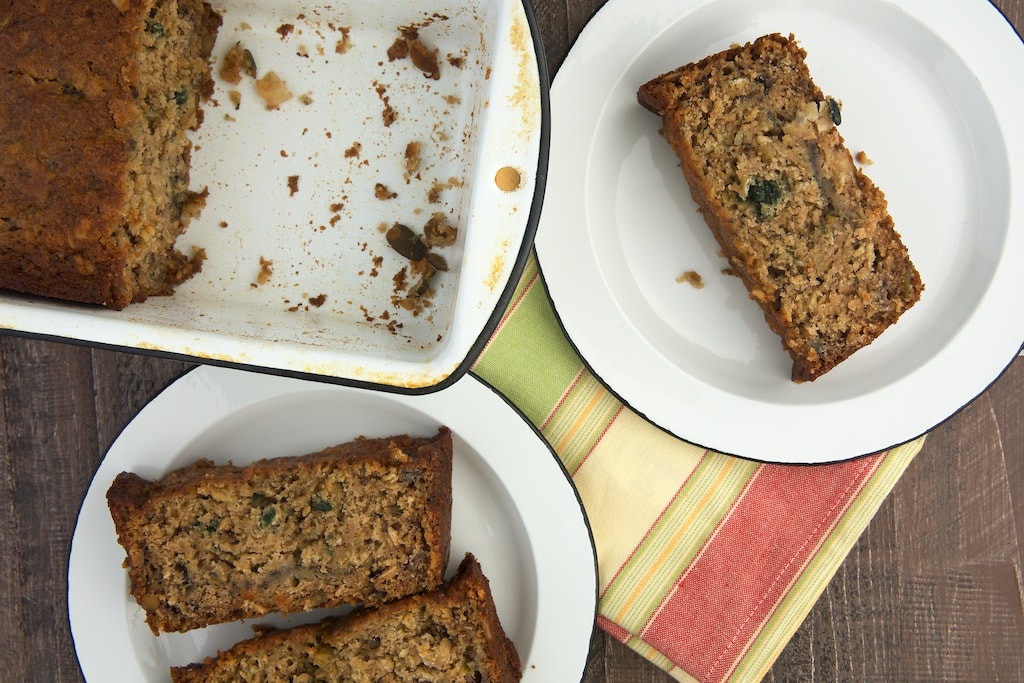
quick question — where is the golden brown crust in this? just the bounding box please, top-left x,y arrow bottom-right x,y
170,553 -> 521,683
107,428 -> 453,634
638,34 -> 923,381
0,0 -> 221,309
0,72 -> 133,306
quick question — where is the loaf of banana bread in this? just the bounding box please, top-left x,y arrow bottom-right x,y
107,428 -> 453,634
170,553 -> 522,683
0,0 -> 221,309
638,34 -> 923,381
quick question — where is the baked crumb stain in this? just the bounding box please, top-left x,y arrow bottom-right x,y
677,270 -> 705,289
485,243 -> 509,292
220,42 -> 258,85
219,43 -> 244,84
423,213 -> 457,248
508,12 -> 539,129
387,23 -> 444,80
334,26 -> 352,54
404,141 -> 422,182
374,81 -> 397,127
252,257 -> 273,287
287,175 -> 299,196
256,72 -> 293,109
183,188 -> 209,223
427,177 -> 463,204
494,166 -> 522,192
375,183 -> 397,200
189,247 -> 207,274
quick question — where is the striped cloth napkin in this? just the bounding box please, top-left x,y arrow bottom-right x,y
472,252 -> 923,683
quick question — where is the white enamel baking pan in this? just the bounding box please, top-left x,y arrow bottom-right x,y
0,0 -> 548,392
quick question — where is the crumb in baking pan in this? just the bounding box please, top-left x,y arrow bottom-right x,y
677,270 -> 704,289
255,71 -> 293,109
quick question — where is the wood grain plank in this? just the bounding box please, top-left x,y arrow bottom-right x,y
764,361 -> 1024,683
560,0 -> 605,66
583,629 -> 609,682
531,0 -> 572,76
0,337 -> 98,682
0,340 -> 29,683
892,365 -> 1022,679
89,349 -> 192,455
987,359 -> 1024,599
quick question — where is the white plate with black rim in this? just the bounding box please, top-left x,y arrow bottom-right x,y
535,0 -> 1024,462
68,365 -> 596,682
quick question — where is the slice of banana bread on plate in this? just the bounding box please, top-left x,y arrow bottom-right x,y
638,33 -> 923,382
106,428 -> 453,634
169,553 -> 521,683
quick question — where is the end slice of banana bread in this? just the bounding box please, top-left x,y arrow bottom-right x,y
107,428 -> 453,634
638,33 -> 923,381
170,553 -> 522,683
0,0 -> 221,309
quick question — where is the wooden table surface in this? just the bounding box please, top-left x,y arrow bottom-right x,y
2,1 -> 1022,681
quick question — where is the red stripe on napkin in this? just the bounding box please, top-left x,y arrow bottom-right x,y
598,614 -> 633,642
640,455 -> 882,682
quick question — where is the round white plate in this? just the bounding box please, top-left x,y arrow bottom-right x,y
68,366 -> 596,682
535,0 -> 1024,462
